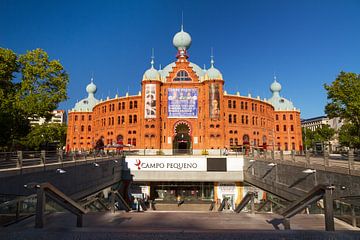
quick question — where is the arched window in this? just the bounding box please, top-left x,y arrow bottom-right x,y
134,101 -> 138,108
290,114 -> 293,120
228,114 -> 232,123
243,134 -> 250,145
132,138 -> 136,146
235,138 -> 238,145
117,135 -> 123,143
130,101 -> 133,109
174,70 -> 191,81
133,115 -> 137,123
129,115 -> 132,124
88,125 -> 91,132
81,125 -> 84,132
230,138 -> 234,146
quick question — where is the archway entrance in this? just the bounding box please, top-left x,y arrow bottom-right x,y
173,122 -> 192,155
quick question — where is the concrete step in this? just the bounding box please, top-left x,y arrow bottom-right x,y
154,203 -> 212,211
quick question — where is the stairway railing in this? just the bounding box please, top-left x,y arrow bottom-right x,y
279,184 -> 335,231
28,182 -> 88,228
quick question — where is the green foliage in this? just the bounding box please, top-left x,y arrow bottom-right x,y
24,123 -> 67,150
302,125 -> 335,150
0,48 -> 69,150
201,149 -> 209,155
302,127 -> 315,149
324,71 -> 360,149
315,124 -> 335,142
338,123 -> 360,149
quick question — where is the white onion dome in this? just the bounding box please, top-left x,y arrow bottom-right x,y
142,59 -> 161,81
204,57 -> 223,80
73,78 -> 99,112
86,79 -> 97,94
173,26 -> 192,51
268,77 -> 295,111
270,78 -> 282,93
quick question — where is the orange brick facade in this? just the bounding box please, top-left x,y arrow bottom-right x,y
66,28 -> 302,153
66,57 -> 302,153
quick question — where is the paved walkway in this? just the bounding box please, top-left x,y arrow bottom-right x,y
1,211 -> 359,239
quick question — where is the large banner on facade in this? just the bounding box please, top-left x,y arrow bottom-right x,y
209,83 -> 220,119
168,88 -> 198,118
145,84 -> 156,118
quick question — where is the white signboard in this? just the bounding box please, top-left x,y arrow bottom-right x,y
126,157 -> 207,172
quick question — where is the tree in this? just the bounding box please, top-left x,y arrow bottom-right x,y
338,123 -> 360,149
0,48 -> 69,150
315,124 -> 335,143
302,127 -> 316,150
24,123 -> 67,150
324,71 -> 360,149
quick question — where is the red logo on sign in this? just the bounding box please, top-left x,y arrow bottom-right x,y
135,159 -> 141,170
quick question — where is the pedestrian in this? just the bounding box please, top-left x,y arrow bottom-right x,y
224,147 -> 229,156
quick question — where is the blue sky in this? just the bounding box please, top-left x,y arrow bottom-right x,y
1,0 -> 359,119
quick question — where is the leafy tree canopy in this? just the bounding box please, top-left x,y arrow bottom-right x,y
23,123 -> 67,150
338,123 -> 360,149
324,71 -> 360,149
314,124 -> 335,142
0,48 -> 68,150
302,125 -> 335,150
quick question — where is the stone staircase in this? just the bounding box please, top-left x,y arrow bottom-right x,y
153,202 -> 212,211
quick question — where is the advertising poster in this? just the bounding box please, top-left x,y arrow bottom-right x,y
145,84 -> 156,118
168,88 -> 198,118
209,84 -> 220,119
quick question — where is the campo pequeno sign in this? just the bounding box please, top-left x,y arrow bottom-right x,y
125,157 -> 207,172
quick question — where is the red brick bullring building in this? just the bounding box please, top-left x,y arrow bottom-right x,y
66,27 -> 303,154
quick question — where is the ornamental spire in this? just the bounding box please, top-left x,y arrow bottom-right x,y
210,47 -> 215,68
181,11 -> 184,31
150,48 -> 155,68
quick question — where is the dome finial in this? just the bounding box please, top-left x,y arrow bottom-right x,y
273,71 -> 277,82
181,11 -> 184,31
210,47 -> 215,68
90,71 -> 94,83
150,48 -> 155,68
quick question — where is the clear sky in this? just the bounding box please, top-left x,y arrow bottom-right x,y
1,0 -> 359,119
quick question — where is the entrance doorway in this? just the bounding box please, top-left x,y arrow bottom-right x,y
173,122 -> 192,154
